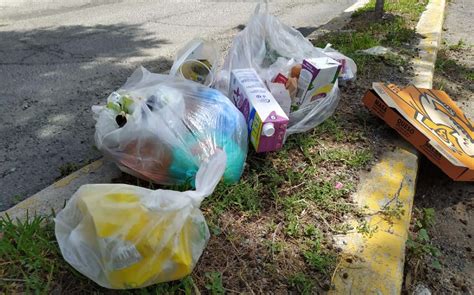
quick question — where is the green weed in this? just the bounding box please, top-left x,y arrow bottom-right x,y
0,214 -> 68,293
265,240 -> 284,255
352,0 -> 428,21
303,239 -> 336,274
58,162 -> 79,177
415,208 -> 436,230
319,148 -> 373,168
406,208 -> 441,270
152,276 -> 195,295
314,0 -> 427,75
381,199 -> 405,222
379,185 -> 406,223
313,117 -> 345,141
448,39 -> 466,51
12,195 -> 22,204
436,49 -> 474,82
205,271 -> 225,295
288,273 -> 315,294
303,224 -> 321,238
205,180 -> 262,216
285,213 -> 302,237
356,220 -> 379,238
314,30 -> 379,56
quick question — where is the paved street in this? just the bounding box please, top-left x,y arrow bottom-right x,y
0,0 -> 356,209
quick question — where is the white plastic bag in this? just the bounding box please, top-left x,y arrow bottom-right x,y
93,67 -> 247,186
55,151 -> 226,289
218,5 -> 356,136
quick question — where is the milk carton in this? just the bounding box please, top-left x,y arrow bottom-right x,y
230,69 -> 289,153
296,57 -> 341,107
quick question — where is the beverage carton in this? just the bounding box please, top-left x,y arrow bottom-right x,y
230,69 -> 289,153
296,57 -> 341,106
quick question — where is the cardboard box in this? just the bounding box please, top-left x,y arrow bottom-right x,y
296,57 -> 341,106
230,69 -> 289,153
363,83 -> 474,181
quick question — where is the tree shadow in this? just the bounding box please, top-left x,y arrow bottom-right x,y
0,24 -> 173,209
295,9 -> 353,40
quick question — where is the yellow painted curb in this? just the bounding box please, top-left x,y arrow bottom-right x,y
330,142 -> 418,294
330,0 -> 446,293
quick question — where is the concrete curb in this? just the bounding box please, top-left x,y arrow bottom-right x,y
330,0 -> 446,294
412,0 -> 447,88
0,159 -> 121,220
330,140 -> 419,294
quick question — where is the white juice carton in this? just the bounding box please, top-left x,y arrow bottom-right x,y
296,57 -> 341,107
230,69 -> 289,153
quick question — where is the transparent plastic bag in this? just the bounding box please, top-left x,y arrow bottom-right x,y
217,5 -> 356,136
93,67 -> 247,185
55,151 -> 226,289
169,39 -> 220,87
322,43 -> 357,82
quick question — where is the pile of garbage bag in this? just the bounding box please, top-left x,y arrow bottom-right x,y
55,152 -> 226,289
93,67 -> 247,186
217,5 -> 356,135
55,4 -> 357,290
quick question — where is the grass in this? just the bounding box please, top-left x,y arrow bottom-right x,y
58,162 -> 79,177
205,180 -> 262,216
352,0 -> 428,21
204,272 -> 224,295
1,123 -> 368,293
436,47 -> 474,82
447,39 -> 466,51
318,148 -> 373,168
432,37 -> 473,108
1,0 -> 430,293
303,238 -> 336,274
406,208 -> 442,270
0,214 -> 206,294
314,0 -> 427,73
288,273 -> 315,295
0,214 -> 67,293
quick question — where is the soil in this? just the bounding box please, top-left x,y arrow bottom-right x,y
405,159 -> 474,294
403,0 -> 474,293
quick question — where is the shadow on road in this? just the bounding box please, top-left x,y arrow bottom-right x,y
0,23 -> 173,210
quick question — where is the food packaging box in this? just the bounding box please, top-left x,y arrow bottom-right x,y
363,83 -> 474,181
273,73 -> 289,85
230,69 -> 289,153
296,57 -> 341,106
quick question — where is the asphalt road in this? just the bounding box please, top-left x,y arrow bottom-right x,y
0,0 -> 356,210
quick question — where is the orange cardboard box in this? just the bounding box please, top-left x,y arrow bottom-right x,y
363,83 -> 474,181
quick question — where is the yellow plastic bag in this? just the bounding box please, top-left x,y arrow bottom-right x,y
55,151 -> 226,289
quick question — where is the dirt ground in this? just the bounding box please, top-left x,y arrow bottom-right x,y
403,1 -> 473,294
405,159 -> 473,294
